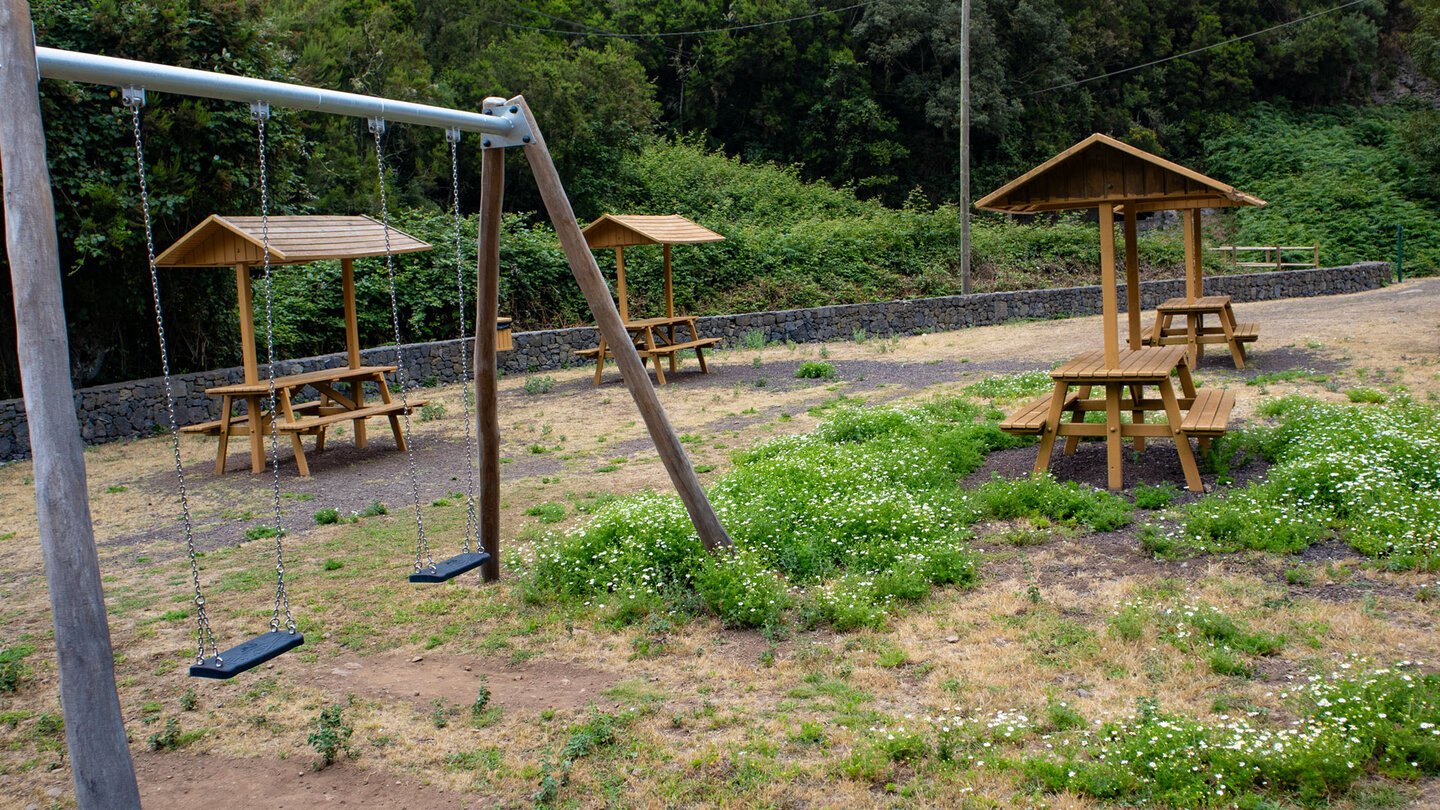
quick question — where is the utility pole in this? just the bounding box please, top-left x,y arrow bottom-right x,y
0,2 -> 142,807
960,0 -> 972,295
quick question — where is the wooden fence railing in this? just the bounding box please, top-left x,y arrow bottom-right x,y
1209,245 -> 1319,271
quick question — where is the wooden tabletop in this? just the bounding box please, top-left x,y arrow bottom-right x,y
1052,347 -> 1188,381
205,365 -> 397,396
624,315 -> 697,329
1156,295 -> 1232,312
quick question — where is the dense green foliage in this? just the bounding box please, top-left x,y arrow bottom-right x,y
1206,104 -> 1440,271
1,1 -> 1430,396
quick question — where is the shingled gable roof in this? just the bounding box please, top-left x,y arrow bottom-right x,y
581,214 -> 725,249
975,133 -> 1265,214
155,215 -> 432,268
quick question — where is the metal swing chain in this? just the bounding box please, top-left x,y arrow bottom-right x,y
127,89 -> 221,666
253,103 -> 296,634
369,120 -> 432,573
448,131 -> 479,554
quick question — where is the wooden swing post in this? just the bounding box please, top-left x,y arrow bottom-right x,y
511,95 -> 733,553
475,146 -> 505,582
0,2 -> 142,806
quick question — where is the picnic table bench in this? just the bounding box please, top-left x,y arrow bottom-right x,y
576,315 -> 720,386
999,347 -> 1234,492
182,365 -> 423,476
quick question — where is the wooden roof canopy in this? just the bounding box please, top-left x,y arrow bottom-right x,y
976,134 -> 1264,368
975,133 -> 1265,215
580,214 -> 724,321
581,214 -> 724,249
155,215 -> 432,268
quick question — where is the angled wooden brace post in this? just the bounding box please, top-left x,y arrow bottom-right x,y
0,2 -> 142,806
488,95 -> 733,553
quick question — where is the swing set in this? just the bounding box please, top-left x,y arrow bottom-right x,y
1,15 -> 731,804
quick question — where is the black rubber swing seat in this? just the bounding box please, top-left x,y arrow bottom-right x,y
188,631 -> 305,679
409,551 -> 491,583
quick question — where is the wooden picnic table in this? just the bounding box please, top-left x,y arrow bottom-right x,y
1143,294 -> 1258,369
576,314 -> 720,386
181,364 -> 424,476
999,346 -> 1234,492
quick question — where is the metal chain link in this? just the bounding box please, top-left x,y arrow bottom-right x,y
369,120 -> 432,573
449,134 -> 479,554
129,92 -> 222,666
254,105 -> 296,634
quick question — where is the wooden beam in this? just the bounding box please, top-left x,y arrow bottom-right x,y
512,96 -> 733,553
614,246 -> 628,322
1,3 -> 142,806
235,264 -> 259,384
1098,205 -> 1120,367
341,258 -> 359,369
1123,210 -> 1141,350
1183,209 -> 1201,301
475,147 -> 504,583
1190,209 -> 1204,298
663,243 -> 674,319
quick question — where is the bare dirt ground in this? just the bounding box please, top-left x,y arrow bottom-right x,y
0,278 -> 1437,809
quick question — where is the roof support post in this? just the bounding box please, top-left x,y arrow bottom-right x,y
1098,205 -> 1120,367
663,244 -> 674,319
1184,209 -> 1202,301
1123,211 -> 1141,350
512,95 -> 733,553
1,3 -> 141,806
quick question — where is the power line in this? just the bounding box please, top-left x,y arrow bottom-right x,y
503,0 -> 880,40
1033,0 -> 1371,95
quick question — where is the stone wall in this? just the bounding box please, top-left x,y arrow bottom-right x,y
0,262 -> 1391,461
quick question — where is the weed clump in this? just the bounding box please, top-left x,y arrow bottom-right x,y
307,705 -> 354,768
795,361 -> 836,379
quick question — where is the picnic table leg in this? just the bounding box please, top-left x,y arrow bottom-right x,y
592,336 -> 607,386
645,328 -> 666,385
351,379 -> 367,448
1031,381 -> 1069,475
215,394 -> 233,475
1175,360 -> 1198,400
373,372 -> 408,452
1062,385 -> 1091,455
695,346 -> 710,374
315,391 -> 329,453
1104,384 -> 1123,490
245,394 -> 266,473
1186,314 -> 1199,366
277,388 -> 309,477
1159,380 -> 1204,492
1129,383 -> 1146,453
1219,311 -> 1245,369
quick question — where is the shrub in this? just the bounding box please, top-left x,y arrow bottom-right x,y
795,361 -> 836,379
314,507 -> 339,525
742,329 -> 767,350
419,401 -> 447,421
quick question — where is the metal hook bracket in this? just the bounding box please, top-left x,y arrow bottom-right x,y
478,97 -> 533,150
122,86 -> 146,109
249,100 -> 270,121
445,126 -> 461,145
368,117 -> 385,135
